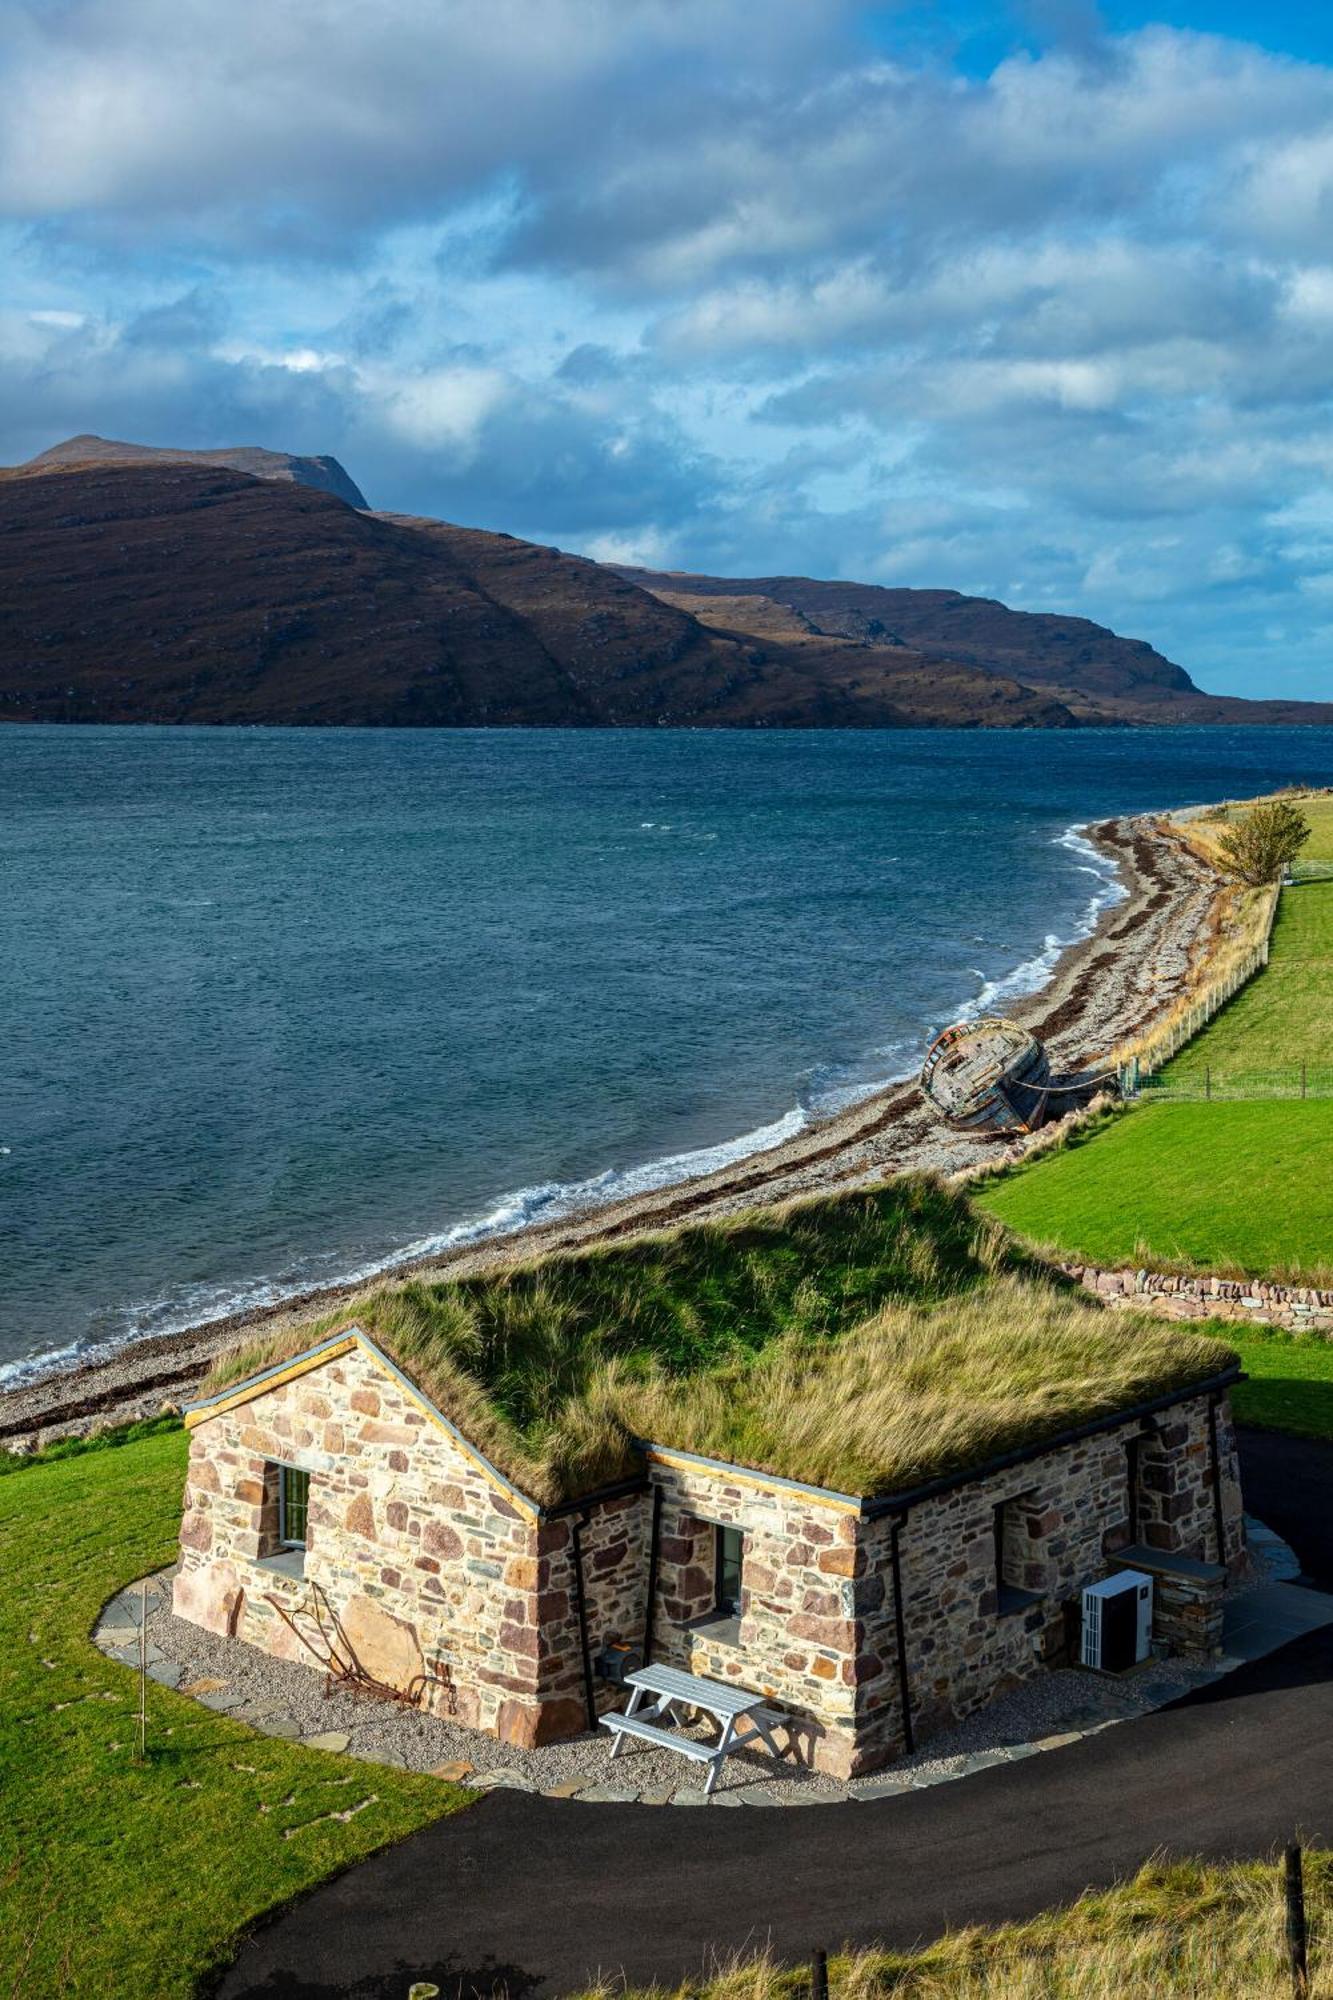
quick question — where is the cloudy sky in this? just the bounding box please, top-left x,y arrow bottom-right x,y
6,1 -> 1333,698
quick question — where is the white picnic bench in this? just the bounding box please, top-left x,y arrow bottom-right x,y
599,1662 -> 786,1795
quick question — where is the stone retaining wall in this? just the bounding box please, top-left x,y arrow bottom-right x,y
1069,1264 -> 1333,1332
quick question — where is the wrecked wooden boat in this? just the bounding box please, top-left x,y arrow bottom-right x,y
920,1016 -> 1052,1135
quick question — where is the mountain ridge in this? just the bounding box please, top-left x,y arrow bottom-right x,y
1,446 -> 1328,730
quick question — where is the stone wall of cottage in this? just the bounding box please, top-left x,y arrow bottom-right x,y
857,1388 -> 1246,1760
174,1351 -> 1245,1773
642,1458 -> 865,1778
172,1345 -> 578,1746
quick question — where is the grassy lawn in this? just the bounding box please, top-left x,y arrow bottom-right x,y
1227,1326 -> 1333,1440
976,1102 -> 1333,1279
0,1425 -> 468,1997
1162,878 -> 1333,1082
602,1851 -> 1333,1998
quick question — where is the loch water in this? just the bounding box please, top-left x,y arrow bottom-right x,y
3,724 -> 1331,1381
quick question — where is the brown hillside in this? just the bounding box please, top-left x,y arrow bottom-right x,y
0,464 -> 1080,728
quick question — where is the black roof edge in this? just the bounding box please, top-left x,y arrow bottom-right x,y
861,1364 -> 1242,1521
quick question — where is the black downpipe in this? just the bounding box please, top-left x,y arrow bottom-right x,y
569,1509 -> 597,1730
641,1483 -> 663,1668
889,1513 -> 914,1755
1207,1396 -> 1228,1567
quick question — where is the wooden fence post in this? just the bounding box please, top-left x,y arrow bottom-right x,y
1285,1843 -> 1309,1997
811,1948 -> 829,2000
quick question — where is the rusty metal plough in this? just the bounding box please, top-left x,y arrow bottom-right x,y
262,1581 -> 457,1716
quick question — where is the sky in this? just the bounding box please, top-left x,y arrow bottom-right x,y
5,3 -> 1333,698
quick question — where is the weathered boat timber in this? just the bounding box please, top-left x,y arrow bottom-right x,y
920,1017 -> 1052,1135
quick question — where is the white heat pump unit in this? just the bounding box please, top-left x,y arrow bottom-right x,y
1081,1570 -> 1153,1672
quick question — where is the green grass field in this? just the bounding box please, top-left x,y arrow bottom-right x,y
1227,1326 -> 1333,1438
977,1103 -> 1333,1279
1161,878 -> 1333,1083
0,1425 -> 466,1996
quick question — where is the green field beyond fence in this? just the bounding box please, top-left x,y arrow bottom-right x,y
1149,876 -> 1333,1094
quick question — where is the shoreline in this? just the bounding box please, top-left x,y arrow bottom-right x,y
0,805 -> 1223,1450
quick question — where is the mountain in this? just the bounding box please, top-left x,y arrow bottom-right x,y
0,448 -> 1328,728
15,433 -> 368,509
0,461 -> 1078,727
618,570 -> 1194,709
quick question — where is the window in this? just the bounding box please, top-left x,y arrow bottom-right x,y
993,1493 -> 1042,1616
279,1465 -> 310,1549
714,1524 -> 744,1619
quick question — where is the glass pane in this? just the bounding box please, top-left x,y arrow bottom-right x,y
717,1525 -> 743,1615
281,1465 -> 310,1546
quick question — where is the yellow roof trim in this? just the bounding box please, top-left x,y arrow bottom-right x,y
183,1327 -> 542,1523
644,1444 -> 862,1514
183,1337 -> 358,1427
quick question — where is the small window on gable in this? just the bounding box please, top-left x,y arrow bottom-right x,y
714,1524 -> 744,1619
279,1465 -> 310,1549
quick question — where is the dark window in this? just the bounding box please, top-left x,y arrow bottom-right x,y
714,1524 -> 744,1618
279,1465 -> 310,1548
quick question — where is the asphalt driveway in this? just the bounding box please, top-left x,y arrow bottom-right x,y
216,1427 -> 1333,1999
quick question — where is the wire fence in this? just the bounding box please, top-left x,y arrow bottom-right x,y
1140,1063 -> 1333,1102
1117,883 -> 1279,1092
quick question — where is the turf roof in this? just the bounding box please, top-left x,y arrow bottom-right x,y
201,1178 -> 1238,1506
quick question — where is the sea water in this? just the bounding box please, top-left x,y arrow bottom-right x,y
2,724 -> 1330,1382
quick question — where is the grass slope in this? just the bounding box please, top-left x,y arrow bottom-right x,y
1227,1326 -> 1333,1439
0,1427 -> 466,1996
591,1852 -> 1333,1999
977,1102 -> 1333,1279
204,1183 -> 1233,1503
1162,878 -> 1333,1081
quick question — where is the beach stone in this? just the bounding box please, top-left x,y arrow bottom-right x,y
302,1731 -> 351,1753
671,1790 -> 711,1806
180,1676 -> 229,1697
148,1661 -> 183,1689
708,1793 -> 743,1807
850,1776 -> 916,1800
739,1787 -> 788,1806
431,1760 -> 475,1783
260,1713 -> 303,1739
543,1778 -> 590,1799
572,1784 -> 640,1803
473,1770 -> 535,1792
635,1786 -> 677,1806
197,1689 -> 246,1712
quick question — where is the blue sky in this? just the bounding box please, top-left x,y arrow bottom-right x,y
5,2 -> 1333,699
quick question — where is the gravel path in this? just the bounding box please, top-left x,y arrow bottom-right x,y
91,1513 -> 1299,1808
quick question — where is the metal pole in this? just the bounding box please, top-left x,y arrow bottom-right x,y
641,1483 -> 663,1668
810,1950 -> 829,2000
569,1511 -> 598,1731
1285,1843 -> 1309,1997
137,1579 -> 148,1763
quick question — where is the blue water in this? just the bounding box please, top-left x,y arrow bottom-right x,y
3,725 -> 1331,1383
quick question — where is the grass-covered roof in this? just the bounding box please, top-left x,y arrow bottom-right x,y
202,1177 -> 1238,1506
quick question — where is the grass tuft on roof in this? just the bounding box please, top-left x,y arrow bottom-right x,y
202,1177 -> 1237,1505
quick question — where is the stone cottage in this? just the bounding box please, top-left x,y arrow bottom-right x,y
176,1311 -> 1247,1778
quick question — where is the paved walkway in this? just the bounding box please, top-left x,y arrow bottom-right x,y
215,1428 -> 1333,1997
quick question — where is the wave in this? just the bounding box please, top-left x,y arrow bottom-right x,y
3,818 -> 1125,1396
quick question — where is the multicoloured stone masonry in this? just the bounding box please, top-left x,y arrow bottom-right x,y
176,1330 -> 1245,1776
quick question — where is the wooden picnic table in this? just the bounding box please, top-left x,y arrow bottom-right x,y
599,1662 -> 785,1795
